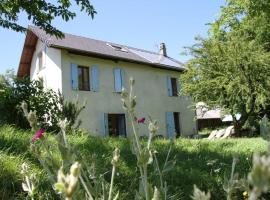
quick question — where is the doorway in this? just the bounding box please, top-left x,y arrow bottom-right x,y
108,114 -> 126,137
173,112 -> 181,137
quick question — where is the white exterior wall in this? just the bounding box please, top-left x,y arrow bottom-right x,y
61,50 -> 197,137
30,39 -> 62,92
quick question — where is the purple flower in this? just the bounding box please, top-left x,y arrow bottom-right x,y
32,129 -> 45,142
137,117 -> 146,124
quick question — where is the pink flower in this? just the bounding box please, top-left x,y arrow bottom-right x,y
32,129 -> 45,142
137,117 -> 146,124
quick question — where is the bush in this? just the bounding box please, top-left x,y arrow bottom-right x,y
0,71 -> 85,131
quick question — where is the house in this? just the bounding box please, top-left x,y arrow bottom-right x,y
17,26 -> 197,138
196,102 -> 240,130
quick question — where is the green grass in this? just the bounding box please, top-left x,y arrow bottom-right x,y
0,125 -> 267,200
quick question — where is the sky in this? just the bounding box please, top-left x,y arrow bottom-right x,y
0,0 -> 226,75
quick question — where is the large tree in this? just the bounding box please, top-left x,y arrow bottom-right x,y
181,0 -> 270,133
181,36 -> 270,132
0,0 -> 96,38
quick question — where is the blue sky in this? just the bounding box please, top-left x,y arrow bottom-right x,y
0,0 -> 225,74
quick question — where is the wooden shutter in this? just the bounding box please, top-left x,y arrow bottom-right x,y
114,68 -> 123,92
166,76 -> 172,96
101,113 -> 109,136
166,112 -> 175,139
91,66 -> 99,92
71,63 -> 78,90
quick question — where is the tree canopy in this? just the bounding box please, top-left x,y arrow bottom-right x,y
0,0 -> 96,38
181,0 -> 270,132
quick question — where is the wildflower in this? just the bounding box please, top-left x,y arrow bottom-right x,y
54,162 -> 81,199
111,148 -> 120,166
32,128 -> 45,142
137,117 -> 146,124
243,191 -> 248,199
148,120 -> 158,134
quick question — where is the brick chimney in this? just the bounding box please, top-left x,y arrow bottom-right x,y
159,43 -> 167,57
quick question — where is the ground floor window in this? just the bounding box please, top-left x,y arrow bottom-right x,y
108,114 -> 126,137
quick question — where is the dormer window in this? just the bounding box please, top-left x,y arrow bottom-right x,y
107,43 -> 128,52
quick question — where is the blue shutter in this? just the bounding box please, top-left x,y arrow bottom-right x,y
114,68 -> 122,92
166,76 -> 172,96
91,66 -> 99,92
71,63 -> 78,90
120,69 -> 124,90
100,113 -> 109,136
166,112 -> 175,139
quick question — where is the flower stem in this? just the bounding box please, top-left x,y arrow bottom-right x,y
108,165 -> 116,200
143,166 -> 150,200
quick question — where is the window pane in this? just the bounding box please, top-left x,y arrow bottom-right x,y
78,66 -> 90,91
171,78 -> 178,96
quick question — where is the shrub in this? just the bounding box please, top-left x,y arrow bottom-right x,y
0,71 -> 85,131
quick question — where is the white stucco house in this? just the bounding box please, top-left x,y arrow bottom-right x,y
17,26 -> 197,138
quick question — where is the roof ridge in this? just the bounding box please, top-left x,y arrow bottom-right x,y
29,25 -> 168,56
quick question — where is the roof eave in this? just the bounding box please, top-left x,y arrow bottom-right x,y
17,30 -> 38,78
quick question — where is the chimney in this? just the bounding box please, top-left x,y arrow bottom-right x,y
159,43 -> 167,57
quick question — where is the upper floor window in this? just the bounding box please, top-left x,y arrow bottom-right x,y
171,77 -> 178,96
78,66 -> 90,91
167,76 -> 180,97
71,63 -> 99,92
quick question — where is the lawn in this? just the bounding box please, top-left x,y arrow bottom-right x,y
0,125 -> 267,200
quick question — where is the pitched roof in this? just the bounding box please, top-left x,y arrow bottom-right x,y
18,26 -> 185,77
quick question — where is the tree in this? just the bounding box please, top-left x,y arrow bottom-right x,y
181,0 -> 270,133
0,0 -> 96,38
210,0 -> 270,50
181,35 -> 270,132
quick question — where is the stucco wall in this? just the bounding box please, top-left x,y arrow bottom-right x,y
30,39 -> 62,92
61,50 -> 197,137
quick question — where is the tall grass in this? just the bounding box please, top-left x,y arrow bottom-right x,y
0,125 -> 267,199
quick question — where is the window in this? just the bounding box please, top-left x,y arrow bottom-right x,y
71,63 -> 99,92
78,66 -> 90,91
166,76 -> 179,97
171,78 -> 178,96
107,43 -> 128,52
108,114 -> 126,137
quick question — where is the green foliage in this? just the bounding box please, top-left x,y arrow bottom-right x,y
0,72 -> 85,131
0,125 -> 267,200
0,0 -> 96,38
181,35 -> 270,131
211,0 -> 270,50
181,0 -> 270,133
